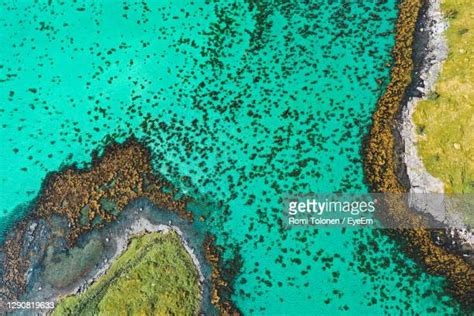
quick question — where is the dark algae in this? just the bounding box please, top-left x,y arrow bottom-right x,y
0,0 -> 471,314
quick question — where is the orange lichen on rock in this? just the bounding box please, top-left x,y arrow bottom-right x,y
364,0 -> 474,307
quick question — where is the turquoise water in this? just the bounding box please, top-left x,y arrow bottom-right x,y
0,0 -> 461,314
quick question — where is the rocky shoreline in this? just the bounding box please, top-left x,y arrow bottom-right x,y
0,139 -> 241,315
1,199 -> 217,315
364,0 -> 474,308
399,0 -> 447,196
398,0 -> 474,253
55,206 -> 209,312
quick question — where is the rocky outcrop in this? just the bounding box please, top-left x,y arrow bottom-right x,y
399,0 -> 447,196
364,0 -> 474,308
0,138 -> 242,314
0,138 -> 193,303
399,0 -> 474,259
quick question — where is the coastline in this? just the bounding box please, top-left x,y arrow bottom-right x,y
6,200 -> 216,315
0,138 -> 191,300
58,219 -> 207,305
50,212 -> 208,314
399,0 -> 474,248
0,1 -> 468,314
399,0 -> 446,197
0,139 -> 240,315
364,0 -> 474,308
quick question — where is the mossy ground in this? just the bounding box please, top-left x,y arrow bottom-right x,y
52,231 -> 201,316
413,0 -> 474,195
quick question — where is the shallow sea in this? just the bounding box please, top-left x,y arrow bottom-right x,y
0,0 -> 461,314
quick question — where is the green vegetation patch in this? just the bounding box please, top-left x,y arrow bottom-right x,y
413,0 -> 474,194
53,231 -> 201,316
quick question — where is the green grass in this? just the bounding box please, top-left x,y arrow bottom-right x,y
413,0 -> 474,194
53,231 -> 201,316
